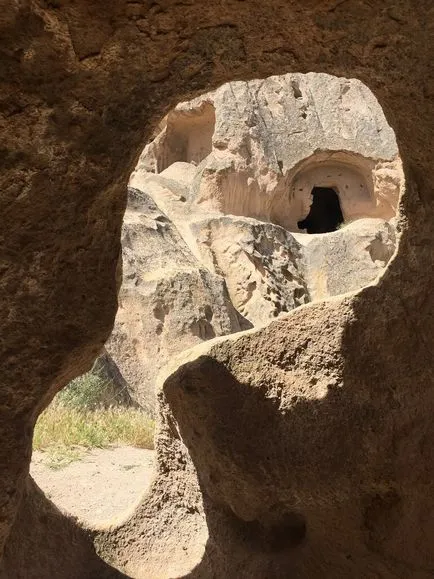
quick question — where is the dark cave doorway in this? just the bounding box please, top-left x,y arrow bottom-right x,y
297,187 -> 344,234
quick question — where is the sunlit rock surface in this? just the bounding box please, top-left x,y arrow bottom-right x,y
108,73 -> 403,411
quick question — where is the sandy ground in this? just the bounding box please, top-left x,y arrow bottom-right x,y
31,446 -> 156,527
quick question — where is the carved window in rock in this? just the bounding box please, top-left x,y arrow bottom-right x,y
297,187 -> 344,234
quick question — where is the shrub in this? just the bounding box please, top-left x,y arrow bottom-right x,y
56,371 -> 110,410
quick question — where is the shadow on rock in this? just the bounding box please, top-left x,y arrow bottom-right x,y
163,274 -> 434,579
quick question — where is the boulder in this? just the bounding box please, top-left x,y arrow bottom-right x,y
293,218 -> 397,301
191,216 -> 309,326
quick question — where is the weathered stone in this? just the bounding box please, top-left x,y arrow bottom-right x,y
138,73 -> 403,230
1,1 -> 433,578
293,218 -> 397,301
105,187 -> 243,414
191,216 -> 309,325
114,73 -> 402,410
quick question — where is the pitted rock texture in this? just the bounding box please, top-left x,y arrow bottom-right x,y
134,73 -> 403,229
105,188 -> 243,414
108,73 -> 401,412
293,218 -> 398,301
1,1 -> 433,578
192,216 -> 309,324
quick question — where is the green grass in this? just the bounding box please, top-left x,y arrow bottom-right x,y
33,369 -> 154,468
56,371 -> 110,409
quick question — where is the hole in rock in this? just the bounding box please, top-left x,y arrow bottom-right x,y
122,72 -> 403,429
31,354 -> 156,527
297,187 -> 344,233
32,72 -> 404,546
140,101 -> 216,173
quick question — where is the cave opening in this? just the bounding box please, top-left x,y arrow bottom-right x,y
297,187 -> 344,234
26,71 -> 404,578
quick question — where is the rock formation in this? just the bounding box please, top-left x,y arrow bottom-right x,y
1,2 -> 433,578
107,73 -> 403,413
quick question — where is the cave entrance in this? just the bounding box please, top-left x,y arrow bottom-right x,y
297,187 -> 344,233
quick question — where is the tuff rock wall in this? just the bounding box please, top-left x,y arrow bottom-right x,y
108,73 -> 403,414
1,1 -> 433,578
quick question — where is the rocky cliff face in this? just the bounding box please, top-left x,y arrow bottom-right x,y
108,73 -> 403,413
134,73 -> 401,227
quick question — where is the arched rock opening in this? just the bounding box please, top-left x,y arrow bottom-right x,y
297,187 -> 343,233
269,150 -> 402,232
112,74 -> 404,417
30,72 -> 404,538
135,101 -> 216,174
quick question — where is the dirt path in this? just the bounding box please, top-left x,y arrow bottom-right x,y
31,446 -> 156,527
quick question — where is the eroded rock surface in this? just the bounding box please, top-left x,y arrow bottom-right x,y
293,218 -> 397,301
192,216 -> 309,324
106,188 -> 243,413
1,2 -> 433,578
108,73 -> 402,412
134,73 -> 402,227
